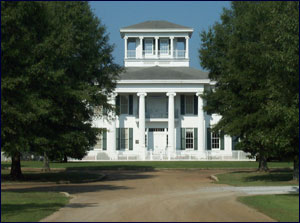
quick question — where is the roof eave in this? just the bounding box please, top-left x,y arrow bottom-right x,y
117,79 -> 211,84
120,29 -> 194,37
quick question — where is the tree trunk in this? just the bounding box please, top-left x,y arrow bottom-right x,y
293,157 -> 299,181
10,152 -> 23,180
257,155 -> 269,172
42,151 -> 50,172
63,154 -> 68,163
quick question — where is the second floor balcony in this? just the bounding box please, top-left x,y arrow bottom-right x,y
127,50 -> 186,59
124,36 -> 189,61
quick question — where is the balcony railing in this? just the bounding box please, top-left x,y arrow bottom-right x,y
127,50 -> 136,58
126,50 -> 186,59
138,109 -> 179,119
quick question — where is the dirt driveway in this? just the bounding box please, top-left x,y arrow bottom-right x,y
3,169 -> 275,222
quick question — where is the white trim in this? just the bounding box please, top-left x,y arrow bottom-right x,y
118,79 -> 212,84
120,29 -> 194,33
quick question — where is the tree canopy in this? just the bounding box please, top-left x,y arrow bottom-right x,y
199,1 -> 299,177
1,1 -> 122,178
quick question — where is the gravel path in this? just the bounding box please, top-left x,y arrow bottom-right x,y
2,170 -> 283,222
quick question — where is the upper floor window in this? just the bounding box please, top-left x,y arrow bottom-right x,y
144,39 -> 153,55
181,95 -> 197,115
160,39 -> 169,55
117,95 -> 133,115
120,95 -> 129,114
185,96 -> 194,114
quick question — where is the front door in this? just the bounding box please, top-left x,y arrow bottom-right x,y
147,128 -> 167,152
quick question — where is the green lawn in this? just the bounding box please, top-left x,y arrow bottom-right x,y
1,169 -> 103,184
1,191 -> 69,222
1,161 -> 294,170
216,170 -> 299,186
238,194 -> 299,222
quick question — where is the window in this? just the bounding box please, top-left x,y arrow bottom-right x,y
94,130 -> 107,150
185,96 -> 194,114
160,39 -> 169,55
211,132 -> 220,149
186,128 -> 194,149
120,95 -> 129,114
95,134 -> 103,150
120,128 -> 129,149
149,128 -> 164,132
145,39 -> 153,55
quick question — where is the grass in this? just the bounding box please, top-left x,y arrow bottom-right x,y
1,161 -> 294,170
1,169 -> 103,184
238,194 -> 299,222
1,191 -> 69,222
216,169 -> 299,186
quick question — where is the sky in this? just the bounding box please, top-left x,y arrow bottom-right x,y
89,1 -> 231,70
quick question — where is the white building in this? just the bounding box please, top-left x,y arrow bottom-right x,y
82,21 -> 250,161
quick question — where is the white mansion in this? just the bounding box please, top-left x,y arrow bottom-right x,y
83,21 -> 250,161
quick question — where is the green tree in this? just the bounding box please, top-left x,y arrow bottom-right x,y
1,1 -> 50,178
261,2 -> 299,180
199,1 -> 298,174
1,1 -> 121,178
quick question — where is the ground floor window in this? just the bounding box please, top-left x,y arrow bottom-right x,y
117,128 -> 133,150
207,128 -> 224,150
181,128 -> 198,150
211,131 -> 220,149
121,128 -> 129,149
185,128 -> 194,149
95,129 -> 107,150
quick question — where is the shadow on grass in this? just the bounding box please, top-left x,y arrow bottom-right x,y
65,165 -> 156,171
245,173 -> 294,182
2,202 -> 66,216
2,167 -> 156,184
229,168 -> 293,174
2,184 -> 131,194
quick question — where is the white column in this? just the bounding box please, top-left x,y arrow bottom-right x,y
124,37 -> 128,59
170,36 -> 174,57
109,93 -> 118,160
196,91 -> 205,156
155,37 -> 159,58
139,36 -> 144,59
167,92 -> 176,159
137,92 -> 147,159
185,36 -> 189,59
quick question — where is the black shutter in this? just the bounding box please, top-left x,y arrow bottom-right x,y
129,95 -> 133,115
181,95 -> 185,115
116,95 -> 120,115
194,128 -> 198,150
194,95 -> 198,115
181,128 -> 186,150
103,130 -> 107,151
116,128 -> 120,150
220,131 -> 224,150
207,128 -> 211,150
232,136 -> 239,150
129,128 -> 133,150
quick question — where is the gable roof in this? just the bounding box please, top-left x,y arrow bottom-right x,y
121,20 -> 192,30
119,66 -> 209,81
